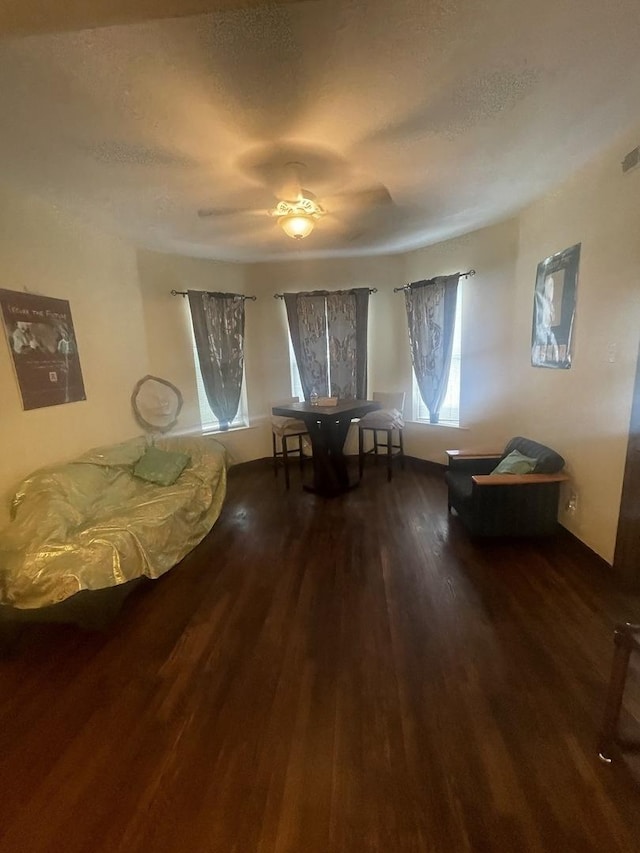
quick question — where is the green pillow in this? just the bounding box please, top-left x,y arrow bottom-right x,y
491,449 -> 538,475
133,445 -> 191,486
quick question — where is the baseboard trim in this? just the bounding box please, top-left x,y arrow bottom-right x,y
557,524 -> 612,573
229,455 -> 447,475
404,455 -> 447,474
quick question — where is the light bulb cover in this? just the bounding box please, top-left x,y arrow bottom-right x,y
279,214 -> 315,239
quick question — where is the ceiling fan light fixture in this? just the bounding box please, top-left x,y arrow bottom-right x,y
271,193 -> 325,240
279,213 -> 315,239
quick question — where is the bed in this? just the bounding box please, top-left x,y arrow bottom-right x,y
0,434 -> 228,614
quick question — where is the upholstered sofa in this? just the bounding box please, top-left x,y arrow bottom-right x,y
0,435 -> 227,612
445,436 -> 568,537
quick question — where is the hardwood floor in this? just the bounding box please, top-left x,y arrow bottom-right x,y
1,458 -> 640,852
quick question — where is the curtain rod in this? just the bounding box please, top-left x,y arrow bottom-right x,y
170,290 -> 257,301
393,269 -> 476,293
274,288 -> 378,299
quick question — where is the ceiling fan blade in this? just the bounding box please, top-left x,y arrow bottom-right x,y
325,197 -> 410,244
326,183 -> 394,213
197,185 -> 278,220
322,212 -> 365,243
197,206 -> 263,218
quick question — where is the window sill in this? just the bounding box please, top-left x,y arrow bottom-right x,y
202,423 -> 256,436
182,422 -> 257,438
406,419 -> 469,431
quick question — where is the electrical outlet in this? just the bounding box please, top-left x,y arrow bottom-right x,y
566,493 -> 578,513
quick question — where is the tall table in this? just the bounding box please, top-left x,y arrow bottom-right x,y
271,399 -> 381,497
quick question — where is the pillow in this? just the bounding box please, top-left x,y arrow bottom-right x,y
359,408 -> 405,429
133,446 -> 191,486
77,436 -> 147,468
491,449 -> 538,475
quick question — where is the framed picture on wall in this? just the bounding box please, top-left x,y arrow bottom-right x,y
0,289 -> 86,410
531,243 -> 581,369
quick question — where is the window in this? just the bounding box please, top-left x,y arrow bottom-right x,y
289,332 -> 305,399
189,316 -> 248,432
287,303 -> 332,400
287,325 -> 342,400
412,286 -> 462,426
285,289 -> 370,401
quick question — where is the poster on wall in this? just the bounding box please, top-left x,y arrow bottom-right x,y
531,242 -> 581,369
0,289 -> 86,410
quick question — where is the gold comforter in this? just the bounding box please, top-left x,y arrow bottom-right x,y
0,435 -> 228,610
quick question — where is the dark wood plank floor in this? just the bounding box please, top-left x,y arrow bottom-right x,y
2,458 -> 640,853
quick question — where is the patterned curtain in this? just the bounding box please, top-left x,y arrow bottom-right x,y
284,293 -> 328,399
187,290 -> 245,430
404,274 -> 460,424
326,289 -> 369,399
284,289 -> 369,401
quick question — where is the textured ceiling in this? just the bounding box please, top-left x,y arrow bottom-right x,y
0,0 -> 639,262
0,0 -> 307,36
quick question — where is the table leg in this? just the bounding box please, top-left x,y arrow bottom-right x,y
305,416 -> 354,497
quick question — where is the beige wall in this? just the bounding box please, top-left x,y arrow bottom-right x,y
0,185 -> 148,525
512,125 -> 640,562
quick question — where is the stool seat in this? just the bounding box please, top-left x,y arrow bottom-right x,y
271,416 -> 308,435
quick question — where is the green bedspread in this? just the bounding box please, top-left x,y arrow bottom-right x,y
0,435 -> 228,610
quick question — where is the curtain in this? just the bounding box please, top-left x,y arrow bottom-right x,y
404,274 -> 460,424
188,290 -> 245,430
284,289 -> 369,401
284,293 -> 328,400
326,289 -> 369,399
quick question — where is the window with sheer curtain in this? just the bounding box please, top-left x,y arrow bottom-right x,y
289,289 -> 463,424
283,289 -> 370,401
412,286 -> 462,426
188,310 -> 249,432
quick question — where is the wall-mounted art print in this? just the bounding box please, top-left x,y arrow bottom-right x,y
0,289 -> 86,410
531,242 -> 581,369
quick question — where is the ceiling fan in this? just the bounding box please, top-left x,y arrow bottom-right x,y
267,178 -> 326,240
197,157 -> 394,241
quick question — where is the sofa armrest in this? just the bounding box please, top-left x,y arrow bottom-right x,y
446,449 -> 503,460
472,473 -> 570,486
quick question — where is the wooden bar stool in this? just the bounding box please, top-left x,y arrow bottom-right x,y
270,397 -> 309,490
358,391 -> 405,482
